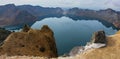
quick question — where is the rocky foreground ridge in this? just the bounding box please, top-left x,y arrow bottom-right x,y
0,25 -> 58,58
0,26 -> 120,59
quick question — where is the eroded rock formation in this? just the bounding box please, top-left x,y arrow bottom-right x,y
0,25 -> 58,58
91,31 -> 107,44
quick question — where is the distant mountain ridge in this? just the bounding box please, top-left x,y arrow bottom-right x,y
0,4 -> 37,27
0,4 -> 63,27
18,5 -> 63,17
66,8 -> 120,29
0,4 -> 120,29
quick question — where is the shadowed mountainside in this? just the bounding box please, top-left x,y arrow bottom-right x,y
0,28 -> 11,45
0,4 -> 37,27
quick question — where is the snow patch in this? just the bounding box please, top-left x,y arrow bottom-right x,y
85,43 -> 106,50
69,43 -> 106,56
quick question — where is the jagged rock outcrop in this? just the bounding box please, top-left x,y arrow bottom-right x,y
91,31 -> 107,44
21,24 -> 30,32
0,28 -> 11,45
0,25 -> 58,58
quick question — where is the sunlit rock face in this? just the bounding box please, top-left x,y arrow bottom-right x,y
0,25 -> 58,58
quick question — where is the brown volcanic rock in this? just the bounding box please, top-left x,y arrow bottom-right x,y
0,25 -> 58,58
91,31 -> 107,44
21,24 -> 30,32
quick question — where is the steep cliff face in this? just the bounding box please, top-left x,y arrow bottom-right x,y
0,4 -> 37,27
0,28 -> 11,45
0,25 -> 58,58
66,8 -> 120,29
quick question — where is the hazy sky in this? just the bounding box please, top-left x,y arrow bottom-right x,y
0,0 -> 120,10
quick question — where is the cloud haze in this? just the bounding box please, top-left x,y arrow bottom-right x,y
0,0 -> 120,10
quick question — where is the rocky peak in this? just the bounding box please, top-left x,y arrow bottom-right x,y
105,8 -> 116,12
22,24 -> 30,32
99,8 -> 116,15
41,25 -> 54,35
3,4 -> 16,11
4,4 -> 15,7
91,31 -> 107,44
99,8 -> 115,12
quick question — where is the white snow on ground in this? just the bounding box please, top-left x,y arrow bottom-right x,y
84,43 -> 106,50
69,43 -> 106,56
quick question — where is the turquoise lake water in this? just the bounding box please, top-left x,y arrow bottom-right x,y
31,16 -> 117,55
